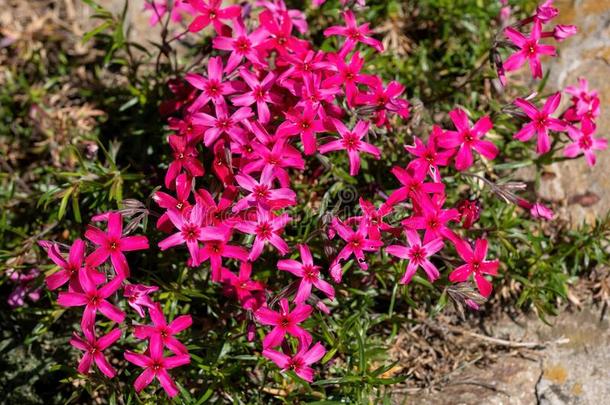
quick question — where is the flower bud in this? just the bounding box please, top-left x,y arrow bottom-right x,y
553,24 -> 578,41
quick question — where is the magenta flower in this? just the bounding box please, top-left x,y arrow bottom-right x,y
386,230 -> 444,284
134,303 -> 192,355
256,0 -> 308,34
166,134 -> 205,188
437,108 -> 498,171
196,186 -> 238,228
405,127 -> 453,182
255,298 -> 312,349
355,77 -> 410,125
278,244 -> 335,303
258,9 -> 308,54
535,0 -> 558,23
402,195 -> 459,243
503,21 -> 556,79
449,238 -> 500,298
85,212 -> 149,277
513,92 -> 566,154
6,268 -> 41,308
355,198 -> 399,240
185,57 -> 239,112
325,52 -> 375,105
242,138 -> 305,187
153,173 -> 192,233
323,10 -> 383,52
276,104 -> 326,155
233,168 -> 297,213
57,270 -> 125,329
70,327 -> 122,378
565,77 -> 598,117
188,0 -> 242,34
263,341 -> 326,382
198,236 -> 249,282
221,262 -> 266,310
158,204 -> 226,266
124,337 -> 190,398
564,121 -> 607,167
45,239 -> 86,291
319,119 -> 381,176
231,68 -> 279,123
212,19 -> 268,73
331,217 -> 383,271
551,24 -> 577,41
192,103 -> 253,147
234,207 -> 291,261
124,284 -> 159,317
278,50 -> 332,82
385,166 -> 445,207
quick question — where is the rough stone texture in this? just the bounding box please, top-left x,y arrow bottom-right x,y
402,307 -> 610,405
534,0 -> 610,226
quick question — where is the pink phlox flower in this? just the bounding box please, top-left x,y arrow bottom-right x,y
85,212 -> 149,277
405,127 -> 453,182
6,268 -> 41,308
212,18 -> 269,73
355,77 -> 410,125
564,77 -> 599,118
324,51 -> 376,106
255,298 -> 312,348
220,262 -> 266,310
242,137 -> 305,188
278,243 -> 335,303
504,21 -> 556,79
57,269 -> 125,329
386,230 -> 444,284
437,108 -> 499,171
331,216 -> 383,271
165,134 -> 205,188
196,185 -> 239,228
449,238 -> 500,298
513,92 -> 566,154
198,233 -> 249,281
124,284 -> 159,317
534,0 -> 559,23
402,194 -> 459,244
231,68 -> 279,123
234,207 -> 291,261
323,10 -> 383,53
550,24 -> 577,41
192,102 -> 253,147
188,0 -> 242,34
295,73 -> 340,113
276,103 -> 326,155
233,167 -> 297,213
153,173 -> 193,233
385,165 -> 445,207
70,327 -> 122,378
262,341 -> 326,382
158,203 -> 227,266
277,50 -> 332,83
564,120 -> 607,167
319,119 -> 381,176
351,197 -> 399,240
124,336 -> 191,398
256,0 -> 308,34
134,303 -> 192,355
258,10 -> 309,54
45,239 -> 86,291
184,56 -> 240,113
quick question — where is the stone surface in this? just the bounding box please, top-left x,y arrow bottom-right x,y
535,0 -> 610,226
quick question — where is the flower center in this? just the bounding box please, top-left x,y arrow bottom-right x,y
182,224 -> 200,241
303,265 -> 318,281
579,135 -> 593,150
256,222 -> 273,239
253,185 -> 270,200
235,37 -> 251,54
342,133 -> 361,151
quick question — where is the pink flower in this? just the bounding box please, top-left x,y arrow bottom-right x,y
385,166 -> 445,207
85,212 -> 149,277
355,77 -> 410,125
534,0 -> 558,23
7,268 -> 41,308
153,173 -> 192,233
242,138 -> 305,187
233,168 -> 297,213
386,230 -> 444,284
277,50 -> 331,82
516,198 -> 555,220
134,303 -> 192,355
198,236 -> 249,282
212,18 -> 268,73
438,108 -> 498,171
263,341 -> 326,382
192,103 -> 253,147
323,10 -> 383,52
256,0 -> 308,34
70,327 -> 122,378
276,104 -> 326,155
513,92 -> 566,154
325,51 -> 375,106
402,195 -> 459,243
158,204 -> 226,266
255,298 -> 312,348
188,0 -> 242,34
196,186 -> 238,227
258,9 -> 309,54
355,198 -> 399,240
331,217 -> 383,271
565,78 -> 598,117
144,1 -> 195,26
231,68 -> 279,123
57,270 -> 125,329
234,207 -> 291,261
405,127 -> 453,182
45,239 -> 86,290
166,134 -> 205,188
449,239 -> 499,298
221,262 -> 266,310
124,284 -> 159,317
278,244 -> 335,303
504,21 -> 556,79
564,120 -> 607,167
319,119 -> 381,176
124,337 -> 190,398
185,57 -> 239,112
552,24 -> 577,41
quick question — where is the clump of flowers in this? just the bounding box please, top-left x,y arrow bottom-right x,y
36,0 -> 605,398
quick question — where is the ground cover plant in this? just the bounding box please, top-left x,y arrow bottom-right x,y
1,0 -> 609,403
